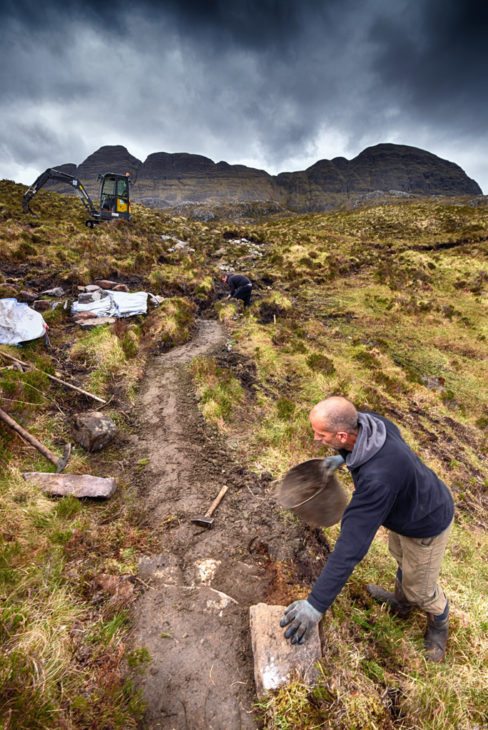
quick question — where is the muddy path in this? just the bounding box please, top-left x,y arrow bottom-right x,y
130,319 -> 328,730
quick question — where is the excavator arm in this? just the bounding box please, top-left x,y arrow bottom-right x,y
22,168 -> 99,218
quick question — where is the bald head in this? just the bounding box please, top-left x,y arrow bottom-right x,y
310,396 -> 358,434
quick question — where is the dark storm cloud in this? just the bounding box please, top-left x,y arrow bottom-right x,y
369,0 -> 488,131
0,0 -> 487,190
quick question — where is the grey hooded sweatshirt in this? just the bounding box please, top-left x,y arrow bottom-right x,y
307,412 -> 454,615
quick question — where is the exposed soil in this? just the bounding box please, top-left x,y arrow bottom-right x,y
130,319 -> 328,729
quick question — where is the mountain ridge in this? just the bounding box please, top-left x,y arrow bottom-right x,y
47,143 -> 482,212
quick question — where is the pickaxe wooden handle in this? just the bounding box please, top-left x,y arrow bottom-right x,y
205,485 -> 229,517
0,407 -> 71,472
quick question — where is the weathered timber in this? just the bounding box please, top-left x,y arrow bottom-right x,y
0,406 -> 70,471
0,351 -> 106,404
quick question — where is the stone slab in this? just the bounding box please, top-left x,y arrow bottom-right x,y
23,472 -> 117,498
249,603 -> 322,698
78,316 -> 117,329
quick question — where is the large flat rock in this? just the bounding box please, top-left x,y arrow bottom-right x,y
23,472 -> 117,498
249,603 -> 322,698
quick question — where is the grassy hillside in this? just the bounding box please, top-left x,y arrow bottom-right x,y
1,180 -> 487,728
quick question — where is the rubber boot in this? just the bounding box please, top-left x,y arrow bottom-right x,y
366,579 -> 413,618
424,602 -> 449,663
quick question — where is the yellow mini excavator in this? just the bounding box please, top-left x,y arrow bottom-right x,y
22,169 -> 132,227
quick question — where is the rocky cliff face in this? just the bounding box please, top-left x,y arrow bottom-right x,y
49,143 -> 482,212
137,152 -> 277,208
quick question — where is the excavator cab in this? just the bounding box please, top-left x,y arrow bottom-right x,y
99,173 -> 131,220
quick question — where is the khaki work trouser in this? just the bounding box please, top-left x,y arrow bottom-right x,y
388,520 -> 453,616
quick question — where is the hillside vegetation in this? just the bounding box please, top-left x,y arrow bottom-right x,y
0,180 -> 487,729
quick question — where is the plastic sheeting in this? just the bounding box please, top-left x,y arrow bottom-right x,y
0,298 -> 48,345
71,290 -> 148,318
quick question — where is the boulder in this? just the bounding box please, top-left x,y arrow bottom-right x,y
73,411 -> 117,452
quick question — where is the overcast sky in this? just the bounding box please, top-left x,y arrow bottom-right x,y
1,0 -> 487,191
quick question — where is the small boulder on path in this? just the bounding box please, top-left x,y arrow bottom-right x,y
73,411 -> 117,452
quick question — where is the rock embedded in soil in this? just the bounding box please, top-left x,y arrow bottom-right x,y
249,603 -> 322,698
72,311 -> 95,320
79,316 -> 117,328
33,300 -> 52,311
22,472 -> 117,498
41,287 -> 65,297
78,289 -> 109,303
95,279 -> 118,289
73,411 -> 117,452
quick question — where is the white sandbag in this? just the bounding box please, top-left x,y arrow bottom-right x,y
71,290 -> 148,318
0,298 -> 48,345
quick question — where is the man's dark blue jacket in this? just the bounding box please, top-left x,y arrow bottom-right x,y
307,414 -> 454,614
227,274 -> 252,295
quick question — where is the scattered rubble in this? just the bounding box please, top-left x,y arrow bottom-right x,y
161,234 -> 195,252
228,238 -> 264,259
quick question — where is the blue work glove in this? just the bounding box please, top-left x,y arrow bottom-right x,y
323,455 -> 345,474
279,599 -> 323,644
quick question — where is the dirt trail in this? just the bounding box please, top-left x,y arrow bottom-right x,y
131,319 -> 327,730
